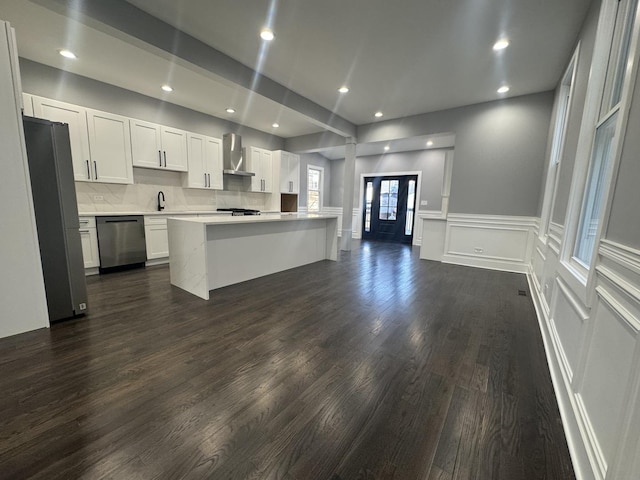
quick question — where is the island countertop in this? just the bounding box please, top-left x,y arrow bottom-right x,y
167,213 -> 339,300
169,212 -> 338,225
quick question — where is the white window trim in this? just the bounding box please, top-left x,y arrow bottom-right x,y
307,164 -> 324,213
559,0 -> 640,306
539,45 -> 580,242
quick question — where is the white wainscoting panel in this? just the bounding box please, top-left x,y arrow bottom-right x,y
577,286 -> 640,479
551,277 -> 590,384
442,214 -> 537,273
419,215 -> 446,261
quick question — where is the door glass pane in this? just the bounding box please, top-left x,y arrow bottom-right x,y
405,180 -> 415,235
379,180 -> 398,220
574,112 -> 618,266
365,181 -> 373,232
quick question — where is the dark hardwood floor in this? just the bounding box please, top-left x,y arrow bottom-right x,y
0,241 -> 575,479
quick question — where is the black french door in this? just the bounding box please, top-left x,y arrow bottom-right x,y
362,175 -> 418,244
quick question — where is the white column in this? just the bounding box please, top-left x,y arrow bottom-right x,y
340,137 -> 357,251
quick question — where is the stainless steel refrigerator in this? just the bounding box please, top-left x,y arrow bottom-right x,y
23,116 -> 88,322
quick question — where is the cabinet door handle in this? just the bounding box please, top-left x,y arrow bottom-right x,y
158,150 -> 162,166
93,161 -> 98,179
204,173 -> 207,187
86,160 -> 91,179
79,229 -> 90,233
208,174 -> 211,188
163,151 -> 167,167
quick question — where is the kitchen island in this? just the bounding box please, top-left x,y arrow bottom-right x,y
167,213 -> 339,299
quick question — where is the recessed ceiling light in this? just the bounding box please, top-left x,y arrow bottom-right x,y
161,85 -> 173,92
426,140 -> 434,146
272,123 -> 280,128
225,108 -> 236,113
59,49 -> 76,59
493,38 -> 510,51
374,111 -> 383,118
338,86 -> 349,93
383,146 -> 390,151
260,29 -> 275,41
497,85 -> 510,94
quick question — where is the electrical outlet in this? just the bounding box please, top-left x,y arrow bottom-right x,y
79,302 -> 87,311
93,195 -> 104,201
420,200 -> 428,206
474,247 -> 484,253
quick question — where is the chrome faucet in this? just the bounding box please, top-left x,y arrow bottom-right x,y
157,191 -> 165,211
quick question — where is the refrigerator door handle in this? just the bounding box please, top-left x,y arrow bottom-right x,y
93,161 -> 98,180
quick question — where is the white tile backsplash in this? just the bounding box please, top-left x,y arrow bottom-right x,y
76,169 -> 268,213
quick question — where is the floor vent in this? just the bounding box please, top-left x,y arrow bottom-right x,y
518,289 -> 527,296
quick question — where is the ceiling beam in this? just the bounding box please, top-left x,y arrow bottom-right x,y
36,0 -> 357,138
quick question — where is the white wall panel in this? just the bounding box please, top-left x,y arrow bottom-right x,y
578,290 -> 639,477
442,214 -> 537,273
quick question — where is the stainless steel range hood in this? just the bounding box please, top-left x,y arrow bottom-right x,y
223,133 -> 255,177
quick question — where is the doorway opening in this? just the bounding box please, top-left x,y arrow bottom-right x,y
362,175 -> 418,244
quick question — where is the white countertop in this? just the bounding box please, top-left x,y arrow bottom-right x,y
78,210 -> 281,217
169,213 -> 338,226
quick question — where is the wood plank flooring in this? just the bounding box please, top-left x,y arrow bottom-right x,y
0,241 -> 575,479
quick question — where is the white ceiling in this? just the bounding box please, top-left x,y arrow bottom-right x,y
1,0 -> 593,156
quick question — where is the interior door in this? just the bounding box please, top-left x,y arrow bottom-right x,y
362,175 -> 418,244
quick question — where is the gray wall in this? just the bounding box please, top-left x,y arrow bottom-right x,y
356,92 -> 554,217
330,149 -> 447,210
551,0 -> 601,225
298,152 -> 332,208
20,59 -> 285,151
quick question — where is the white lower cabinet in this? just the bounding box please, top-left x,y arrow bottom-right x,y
79,216 -> 99,269
144,216 -> 169,260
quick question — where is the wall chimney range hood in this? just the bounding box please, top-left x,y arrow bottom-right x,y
223,133 -> 255,177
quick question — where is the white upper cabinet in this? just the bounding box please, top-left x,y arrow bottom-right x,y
275,150 -> 300,194
247,147 -> 273,193
205,136 -> 223,190
161,126 -> 188,171
32,97 -> 133,184
86,109 -> 134,184
33,96 -> 92,182
130,119 -> 161,168
130,119 -> 188,172
185,133 -> 223,190
272,150 -> 301,194
22,93 -> 33,116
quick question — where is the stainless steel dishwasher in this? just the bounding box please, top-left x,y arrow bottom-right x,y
96,216 -> 147,271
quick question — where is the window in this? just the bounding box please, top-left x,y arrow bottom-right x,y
571,0 -> 638,272
540,50 -> 578,237
307,166 -> 323,213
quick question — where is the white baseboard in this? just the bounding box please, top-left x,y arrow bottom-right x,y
146,257 -> 169,267
84,267 -> 99,276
